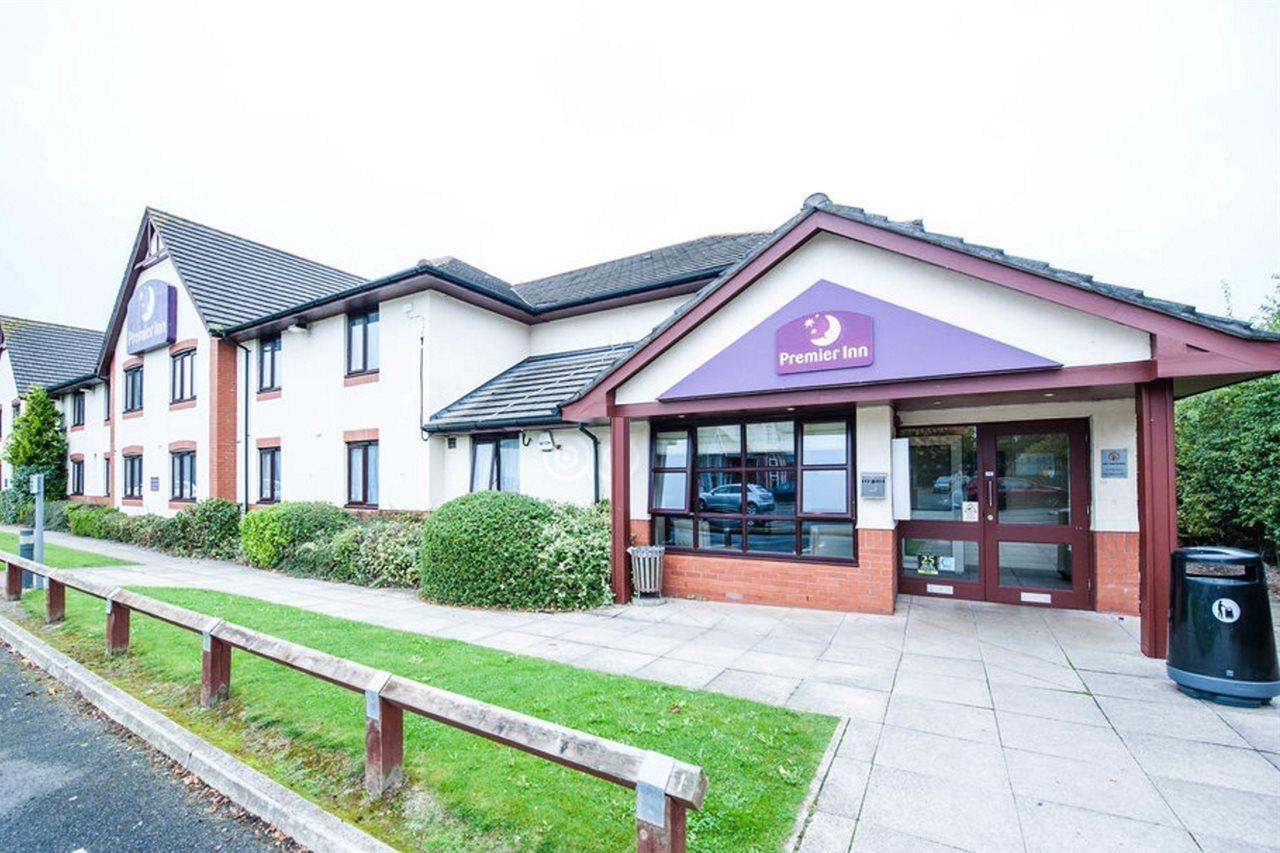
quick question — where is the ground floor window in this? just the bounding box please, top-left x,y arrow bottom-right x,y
347,440 -> 378,506
470,435 -> 519,492
259,446 -> 281,503
103,457 -> 111,496
123,454 -> 143,498
650,417 -> 857,560
69,460 -> 84,495
170,451 -> 196,501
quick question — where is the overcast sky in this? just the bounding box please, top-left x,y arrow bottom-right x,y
1,1 -> 1276,330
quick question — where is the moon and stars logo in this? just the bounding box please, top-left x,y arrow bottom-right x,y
140,282 -> 157,322
803,313 -> 843,347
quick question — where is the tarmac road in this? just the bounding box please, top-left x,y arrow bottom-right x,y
0,646 -> 284,853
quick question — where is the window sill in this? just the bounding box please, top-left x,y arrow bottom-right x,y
170,399 -> 197,411
344,371 -> 379,387
256,388 -> 282,401
169,499 -> 196,509
122,497 -> 143,506
122,409 -> 144,420
70,424 -> 84,432
345,502 -> 379,511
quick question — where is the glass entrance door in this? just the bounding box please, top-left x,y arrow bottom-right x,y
898,420 -> 1092,609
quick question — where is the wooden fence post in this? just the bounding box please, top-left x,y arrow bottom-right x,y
636,753 -> 685,852
45,579 -> 65,624
5,562 -> 21,601
201,625 -> 232,707
364,672 -> 403,796
105,596 -> 130,655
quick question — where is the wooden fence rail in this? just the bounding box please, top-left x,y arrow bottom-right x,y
3,555 -> 706,851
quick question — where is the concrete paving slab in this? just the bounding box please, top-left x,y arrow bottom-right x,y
892,669 -> 992,709
787,681 -> 889,722
1015,797 -> 1199,853
995,710 -> 1135,766
989,682 -> 1107,726
874,725 -> 1010,792
859,764 -> 1022,853
797,811 -> 856,853
849,821 -> 961,851
1153,777 -> 1280,849
813,756 -> 872,819
705,668 -> 800,705
633,657 -> 723,689
1004,748 -> 1179,826
883,693 -> 1000,744
1094,694 -> 1249,746
1119,731 -> 1280,794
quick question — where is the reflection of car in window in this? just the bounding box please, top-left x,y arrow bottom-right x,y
697,483 -> 776,514
966,477 -> 1067,508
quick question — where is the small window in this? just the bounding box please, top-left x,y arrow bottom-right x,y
471,435 -> 519,492
71,392 -> 85,427
170,450 -> 196,501
123,366 -> 144,412
259,336 -> 281,391
346,310 -> 380,375
103,381 -> 111,421
146,225 -> 162,258
347,441 -> 378,506
123,455 -> 143,498
171,350 -> 196,403
103,457 -> 111,496
69,460 -> 84,495
259,446 -> 281,503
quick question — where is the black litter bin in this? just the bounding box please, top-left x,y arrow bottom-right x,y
1167,546 -> 1280,707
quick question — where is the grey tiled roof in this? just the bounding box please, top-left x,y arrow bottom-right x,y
427,343 -> 634,431
513,233 -> 771,309
809,195 -> 1280,342
427,256 -> 525,306
0,316 -> 104,393
148,209 -> 367,329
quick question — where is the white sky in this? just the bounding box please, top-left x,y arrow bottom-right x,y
1,1 -> 1277,330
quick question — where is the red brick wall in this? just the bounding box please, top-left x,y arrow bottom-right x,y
1095,531 -> 1140,615
641,523 -> 899,614
208,337 -> 238,501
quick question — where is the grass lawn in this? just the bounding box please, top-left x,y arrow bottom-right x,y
16,588 -> 835,851
0,531 -> 135,568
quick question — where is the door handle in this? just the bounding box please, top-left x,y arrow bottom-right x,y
986,477 -> 995,507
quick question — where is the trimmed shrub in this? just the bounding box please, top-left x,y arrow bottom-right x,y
241,501 -> 355,568
0,489 -> 29,525
420,491 -> 610,610
177,498 -> 242,559
277,518 -> 424,587
126,513 -> 183,551
280,538 -> 346,580
68,504 -> 127,539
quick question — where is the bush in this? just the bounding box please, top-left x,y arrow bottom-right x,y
2,389 -> 68,498
280,538 -> 346,580
127,513 -> 183,551
278,518 -> 424,587
68,504 -> 126,539
420,492 -> 609,611
0,488 -> 30,525
42,500 -> 69,532
241,501 -> 356,568
177,498 -> 242,559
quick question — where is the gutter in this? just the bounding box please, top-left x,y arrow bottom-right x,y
421,414 -> 565,435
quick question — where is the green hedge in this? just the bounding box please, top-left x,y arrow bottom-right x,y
419,492 -> 611,611
279,518 -> 423,588
66,499 -> 242,559
240,501 -> 356,568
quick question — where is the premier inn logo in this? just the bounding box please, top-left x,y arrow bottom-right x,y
775,310 -> 874,374
125,279 -> 177,354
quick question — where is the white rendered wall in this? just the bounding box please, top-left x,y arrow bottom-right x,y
898,397 -> 1139,532
528,297 -> 687,355
856,404 -> 896,530
111,259 -> 211,516
60,381 -> 112,498
617,232 -> 1152,405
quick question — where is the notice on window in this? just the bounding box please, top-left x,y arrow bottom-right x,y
939,555 -> 957,573
962,501 -> 979,522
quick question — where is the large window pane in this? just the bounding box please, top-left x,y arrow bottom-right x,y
902,426 -> 978,521
366,443 -> 379,505
698,517 -> 743,550
696,425 -> 741,467
349,445 -> 365,502
652,472 -> 688,510
748,469 -> 795,515
654,515 -> 693,548
747,519 -> 795,553
696,472 -> 742,513
995,432 -> 1071,525
901,538 -> 980,583
653,431 -> 688,467
998,542 -> 1072,590
802,469 -> 847,513
802,422 -> 846,465
366,313 -> 380,371
471,441 -> 495,491
745,422 -> 794,466
801,521 -> 854,558
348,319 -> 365,373
497,438 -> 518,492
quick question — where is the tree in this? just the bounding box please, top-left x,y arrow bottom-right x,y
1175,280 -> 1280,563
2,386 -> 68,498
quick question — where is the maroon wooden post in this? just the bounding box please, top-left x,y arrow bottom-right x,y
45,579 -> 65,624
610,415 -> 632,604
105,598 -> 131,655
1136,380 -> 1177,659
637,797 -> 686,852
364,676 -> 403,796
201,628 -> 232,707
4,562 -> 21,601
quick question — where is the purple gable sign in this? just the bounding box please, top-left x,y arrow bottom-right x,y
660,279 -> 1061,401
776,310 -> 874,374
125,279 -> 177,354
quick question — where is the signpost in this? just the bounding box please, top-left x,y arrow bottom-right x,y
29,473 -> 45,590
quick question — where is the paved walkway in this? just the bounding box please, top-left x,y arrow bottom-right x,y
12,529 -> 1280,851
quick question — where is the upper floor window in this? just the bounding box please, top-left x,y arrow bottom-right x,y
103,457 -> 111,496
259,336 -> 281,391
123,454 -> 143,499
171,349 -> 196,403
171,450 -> 196,501
71,391 -> 85,427
103,381 -> 111,421
471,435 -> 520,492
346,310 -> 380,375
69,460 -> 84,495
649,418 -> 857,561
346,440 -> 379,506
123,366 -> 144,412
